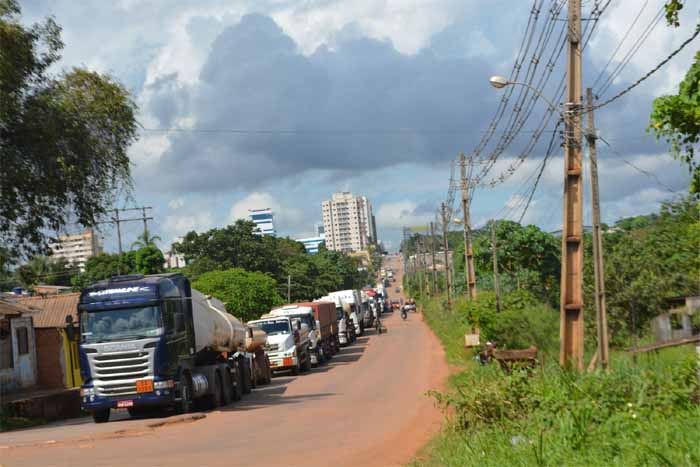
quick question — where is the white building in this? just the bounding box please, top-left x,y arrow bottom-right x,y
48,229 -> 102,271
248,208 -> 276,236
163,238 -> 187,269
321,192 -> 375,253
297,234 -> 326,254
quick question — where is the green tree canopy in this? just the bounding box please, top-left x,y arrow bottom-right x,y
133,245 -> 165,275
0,0 -> 138,261
192,268 -> 284,323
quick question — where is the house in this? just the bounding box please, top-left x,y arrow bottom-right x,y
0,299 -> 38,395
16,293 -> 81,389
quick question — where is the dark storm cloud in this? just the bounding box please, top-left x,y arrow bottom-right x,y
148,13 -> 497,192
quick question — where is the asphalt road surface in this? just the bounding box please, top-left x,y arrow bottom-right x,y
2,255 -> 447,467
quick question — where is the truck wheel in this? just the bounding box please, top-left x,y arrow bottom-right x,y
301,353 -> 312,372
177,374 -> 193,414
222,371 -> 233,405
92,409 -> 110,423
265,360 -> 272,384
232,368 -> 243,401
241,365 -> 252,394
291,362 -> 300,376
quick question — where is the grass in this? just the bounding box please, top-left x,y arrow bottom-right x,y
414,294 -> 700,467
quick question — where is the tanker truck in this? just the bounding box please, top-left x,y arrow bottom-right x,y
75,273 -> 253,423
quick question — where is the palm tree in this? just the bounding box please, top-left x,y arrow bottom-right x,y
131,228 -> 162,250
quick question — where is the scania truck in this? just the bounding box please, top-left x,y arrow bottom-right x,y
75,273 -> 255,423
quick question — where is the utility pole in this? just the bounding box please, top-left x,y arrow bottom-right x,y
440,203 -> 451,305
559,0 -> 585,370
586,87 -> 610,369
460,153 -> 477,299
429,222 -> 438,294
491,222 -> 502,313
97,207 -> 154,254
417,237 -> 425,299
287,275 -> 291,302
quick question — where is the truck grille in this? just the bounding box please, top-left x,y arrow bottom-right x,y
88,347 -> 154,397
265,343 -> 279,352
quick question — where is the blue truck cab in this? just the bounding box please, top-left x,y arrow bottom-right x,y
77,273 -> 200,422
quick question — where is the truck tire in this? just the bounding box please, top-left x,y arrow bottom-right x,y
92,409 -> 110,423
177,373 -> 193,414
291,362 -> 300,376
264,359 -> 272,384
301,353 -> 312,372
241,361 -> 252,395
222,370 -> 233,405
232,368 -> 243,401
208,371 -> 224,409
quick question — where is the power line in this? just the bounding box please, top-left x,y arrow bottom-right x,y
593,23 -> 700,111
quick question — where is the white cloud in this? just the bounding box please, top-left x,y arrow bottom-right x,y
168,197 -> 185,209
376,201 -> 431,229
162,210 -> 215,246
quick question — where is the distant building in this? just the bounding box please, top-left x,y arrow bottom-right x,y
297,235 -> 326,255
322,192 -> 376,253
163,238 -> 187,270
248,208 -> 276,236
48,229 -> 102,271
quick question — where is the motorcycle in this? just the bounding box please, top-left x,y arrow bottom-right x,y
400,306 -> 408,320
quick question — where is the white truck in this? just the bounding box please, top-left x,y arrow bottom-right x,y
248,315 -> 311,375
317,295 -> 354,346
328,290 -> 363,337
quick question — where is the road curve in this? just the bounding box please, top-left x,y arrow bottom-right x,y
2,257 -> 447,467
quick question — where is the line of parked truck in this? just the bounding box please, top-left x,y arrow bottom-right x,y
73,273 -> 389,423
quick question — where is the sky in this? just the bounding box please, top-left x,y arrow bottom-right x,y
21,0 -> 697,252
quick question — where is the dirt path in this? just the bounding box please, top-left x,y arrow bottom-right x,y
1,256 -> 447,467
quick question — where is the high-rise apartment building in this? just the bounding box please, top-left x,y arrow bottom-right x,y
321,192 -> 376,252
48,229 -> 103,271
248,208 -> 276,236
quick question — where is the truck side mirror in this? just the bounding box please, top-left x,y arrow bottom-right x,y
174,313 -> 186,332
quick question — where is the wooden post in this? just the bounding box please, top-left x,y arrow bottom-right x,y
441,203 -> 451,306
491,222 -> 501,313
586,87 -> 610,369
460,153 -> 477,299
430,222 -> 438,294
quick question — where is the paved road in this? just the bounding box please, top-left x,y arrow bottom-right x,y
2,255 -> 446,467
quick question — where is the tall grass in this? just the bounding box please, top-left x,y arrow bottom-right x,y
416,293 -> 700,467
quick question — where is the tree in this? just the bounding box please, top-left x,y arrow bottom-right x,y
0,1 -> 138,262
131,229 -> 162,250
133,245 -> 164,275
648,2 -> 700,195
193,269 -> 284,323
71,252 -> 136,289
14,255 -> 77,288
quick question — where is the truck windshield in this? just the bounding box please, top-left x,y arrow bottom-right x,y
292,314 -> 315,329
256,319 -> 290,336
80,306 -> 163,343
336,307 -> 344,320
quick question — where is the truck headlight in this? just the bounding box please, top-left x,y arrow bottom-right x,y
154,380 -> 174,390
80,387 -> 96,396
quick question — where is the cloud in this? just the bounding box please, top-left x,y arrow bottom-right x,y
139,13 -> 499,193
168,197 -> 185,209
376,201 -> 432,229
162,210 -> 215,246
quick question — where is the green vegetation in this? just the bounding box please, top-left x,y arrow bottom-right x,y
0,0 -> 138,262
405,196 -> 700,466
192,269 -> 284,322
415,295 -> 700,467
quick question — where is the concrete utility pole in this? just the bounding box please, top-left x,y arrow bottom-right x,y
417,239 -> 424,298
460,153 -> 477,299
491,222 -> 502,313
440,203 -> 451,305
98,207 -> 153,254
586,87 -> 610,369
429,222 -> 438,294
559,0 -> 585,370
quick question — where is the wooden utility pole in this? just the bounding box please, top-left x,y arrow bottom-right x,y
429,222 -> 438,293
460,153 -> 477,299
287,275 -> 291,302
490,222 -> 502,313
417,239 -> 425,299
114,209 -> 122,255
440,203 -> 452,305
97,207 -> 153,254
559,0 -> 585,370
586,87 -> 610,369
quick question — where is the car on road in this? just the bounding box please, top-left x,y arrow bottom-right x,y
391,300 -> 400,310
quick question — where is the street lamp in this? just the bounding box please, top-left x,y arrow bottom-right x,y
488,75 -> 562,116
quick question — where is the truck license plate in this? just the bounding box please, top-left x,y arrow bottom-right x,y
135,379 -> 153,393
117,400 -> 134,408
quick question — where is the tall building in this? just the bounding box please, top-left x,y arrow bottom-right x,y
48,229 -> 103,271
321,192 -> 375,252
248,208 -> 276,236
297,235 -> 325,254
